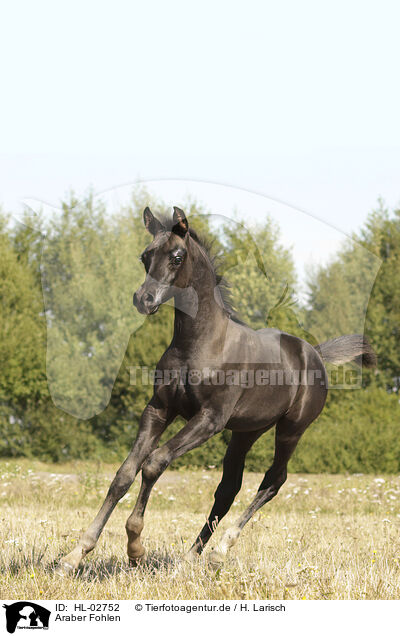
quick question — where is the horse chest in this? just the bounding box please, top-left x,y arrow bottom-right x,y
156,376 -> 216,420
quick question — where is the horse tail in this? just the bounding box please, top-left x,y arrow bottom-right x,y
314,334 -> 377,368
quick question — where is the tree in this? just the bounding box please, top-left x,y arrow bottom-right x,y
0,222 -> 47,406
360,205 -> 400,385
221,217 -> 299,333
305,201 -> 400,388
306,238 -> 380,343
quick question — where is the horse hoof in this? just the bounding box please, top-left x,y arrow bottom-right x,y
208,549 -> 225,570
182,550 -> 199,564
55,559 -> 76,577
128,553 -> 145,568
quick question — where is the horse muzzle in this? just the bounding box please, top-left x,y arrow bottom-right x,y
133,290 -> 160,315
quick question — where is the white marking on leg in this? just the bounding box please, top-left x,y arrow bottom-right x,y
208,525 -> 242,568
218,525 -> 241,554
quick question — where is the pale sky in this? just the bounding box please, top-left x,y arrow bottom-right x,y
1,1 -> 400,283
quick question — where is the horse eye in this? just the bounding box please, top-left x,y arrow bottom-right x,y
174,255 -> 183,265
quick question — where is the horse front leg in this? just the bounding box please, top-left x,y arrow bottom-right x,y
57,402 -> 170,574
125,406 -> 229,566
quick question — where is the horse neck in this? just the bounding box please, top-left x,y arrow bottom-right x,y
172,239 -> 228,347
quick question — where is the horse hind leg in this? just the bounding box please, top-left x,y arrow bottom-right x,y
209,416 -> 307,567
186,428 -> 265,561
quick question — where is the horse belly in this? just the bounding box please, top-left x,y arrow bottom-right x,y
226,414 -> 279,433
226,383 -> 296,432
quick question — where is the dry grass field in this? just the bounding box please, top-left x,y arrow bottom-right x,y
0,459 -> 400,600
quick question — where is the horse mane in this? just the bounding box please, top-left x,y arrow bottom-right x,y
187,227 -> 246,326
156,214 -> 246,325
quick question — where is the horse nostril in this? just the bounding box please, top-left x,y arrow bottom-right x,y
144,292 -> 154,304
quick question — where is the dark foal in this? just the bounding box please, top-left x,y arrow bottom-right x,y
59,206 -> 376,572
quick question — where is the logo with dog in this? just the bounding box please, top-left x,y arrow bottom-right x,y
2,602 -> 50,633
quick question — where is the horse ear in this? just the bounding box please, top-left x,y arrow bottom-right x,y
143,207 -> 163,236
172,206 -> 189,237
